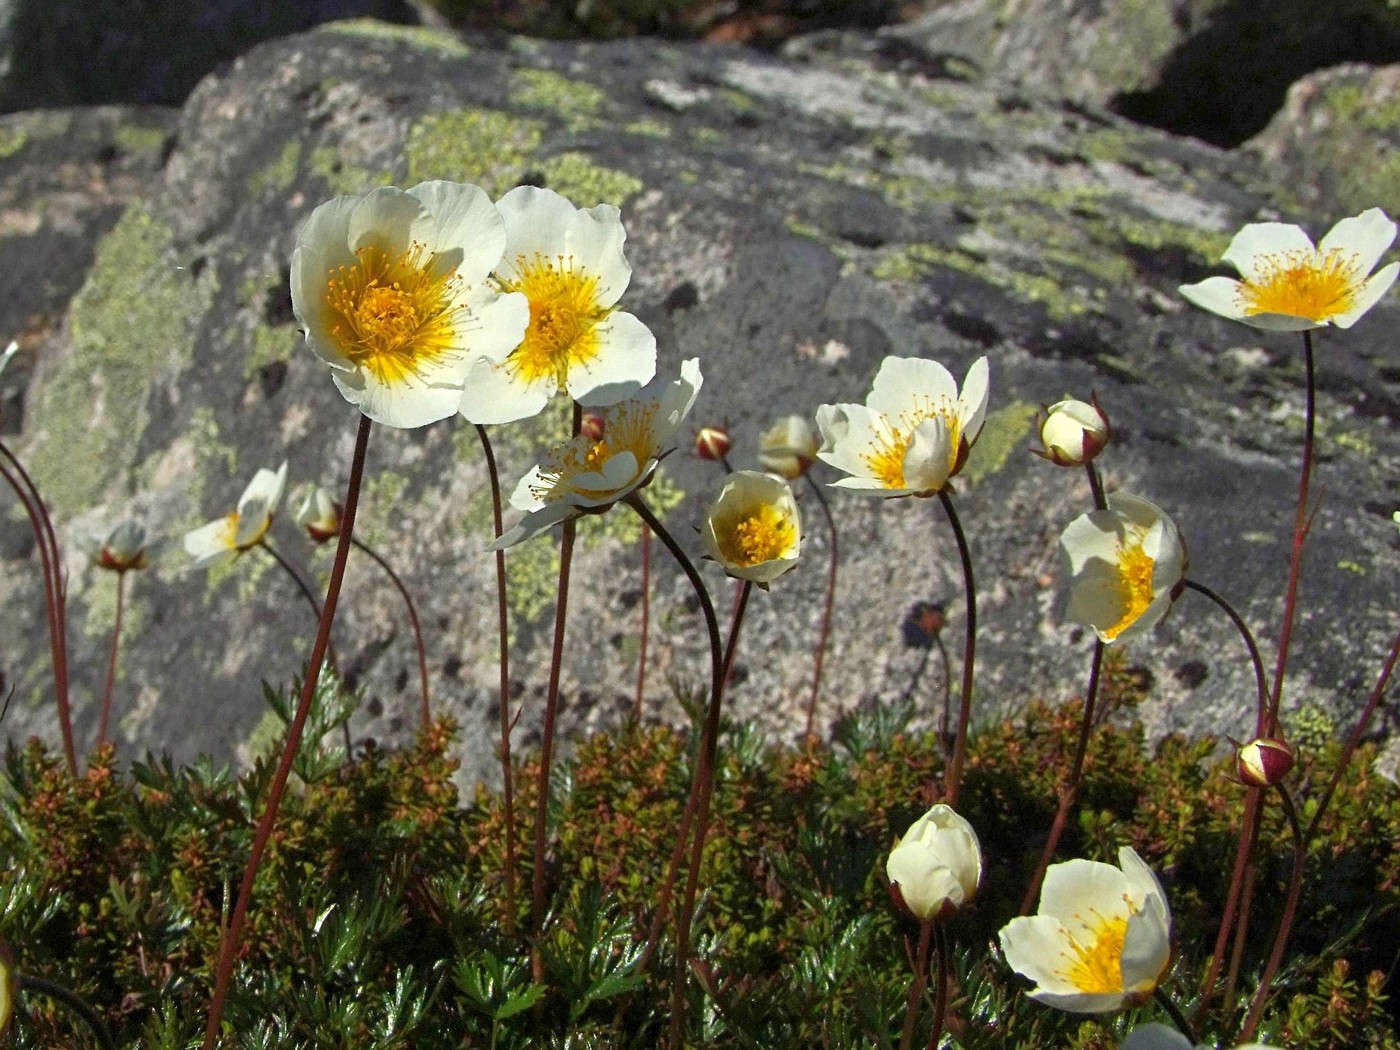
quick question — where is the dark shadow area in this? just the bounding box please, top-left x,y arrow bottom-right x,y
1113,0 -> 1400,147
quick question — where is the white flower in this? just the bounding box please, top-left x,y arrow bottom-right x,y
490,358 -> 702,549
183,462 -> 288,570
291,181 -> 529,428
815,356 -> 989,497
1118,1022 -> 1278,1050
758,414 -> 820,480
701,471 -> 801,587
1179,208 -> 1398,330
85,521 -> 152,573
1059,492 -> 1186,644
458,186 -> 657,424
294,484 -> 343,543
1037,397 -> 1110,467
999,847 -> 1172,1014
885,804 -> 982,920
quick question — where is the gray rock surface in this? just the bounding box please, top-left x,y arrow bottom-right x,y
1,20 -> 1396,788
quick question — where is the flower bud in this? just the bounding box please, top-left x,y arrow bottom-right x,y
1037,396 -> 1110,466
88,521 -> 151,573
758,414 -> 819,480
295,485 -> 343,544
1237,738 -> 1294,788
886,804 -> 982,920
580,411 -> 607,442
694,424 -> 732,462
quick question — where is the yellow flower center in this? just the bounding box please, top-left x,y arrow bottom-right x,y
325,242 -> 463,387
496,253 -> 607,388
720,505 -> 795,568
1059,910 -> 1128,994
1237,248 -> 1361,322
1103,531 -> 1156,641
533,400 -> 658,504
862,399 -> 962,491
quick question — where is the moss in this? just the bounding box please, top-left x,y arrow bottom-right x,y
538,152 -> 643,207
248,140 -> 303,197
309,145 -> 395,197
113,124 -> 167,156
404,109 -> 544,198
959,401 -> 1038,487
26,206 -> 217,516
321,18 -> 471,57
509,68 -> 605,131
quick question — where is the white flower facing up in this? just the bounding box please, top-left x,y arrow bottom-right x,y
458,186 -> 657,425
885,804 -> 982,921
758,414 -> 820,480
1118,1022 -> 1277,1050
86,521 -> 152,573
815,356 -> 989,497
490,358 -> 702,550
183,462 -> 288,570
1059,492 -> 1186,644
294,484 -> 343,544
291,181 -> 529,428
701,471 -> 801,587
999,847 -> 1172,1014
1179,208 -> 1398,331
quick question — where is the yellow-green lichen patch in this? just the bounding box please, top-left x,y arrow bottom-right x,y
0,126 -> 27,159
503,534 -> 564,626
246,325 -> 300,379
26,206 -> 217,516
538,153 -> 643,208
1336,559 -> 1366,576
509,68 -> 605,131
113,124 -> 168,156
405,109 -> 544,198
310,145 -> 395,197
625,119 -> 671,138
249,140 -> 303,197
357,471 -> 411,550
187,406 -> 239,477
81,571 -> 149,645
959,401 -> 1038,487
0,111 -> 71,161
322,18 -> 471,57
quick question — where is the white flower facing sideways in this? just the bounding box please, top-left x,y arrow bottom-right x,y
886,804 -> 982,921
701,471 -> 801,587
458,186 -> 657,425
1118,1022 -> 1277,1050
291,181 -> 529,428
1059,492 -> 1186,644
816,355 -> 989,497
490,358 -> 702,550
1179,207 -> 1398,330
758,414 -> 820,480
183,462 -> 288,570
86,521 -> 152,573
294,484 -> 343,544
999,847 -> 1172,1014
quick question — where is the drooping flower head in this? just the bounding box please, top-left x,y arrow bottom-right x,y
85,521 -> 152,573
458,186 -> 657,424
183,462 -> 288,570
295,484 -> 343,544
1179,208 -> 1398,330
291,181 -> 529,428
886,804 -> 982,921
701,471 -> 801,587
758,414 -> 820,480
815,356 -> 989,497
1059,492 -> 1186,644
999,847 -> 1172,1014
1036,396 -> 1110,467
490,358 -> 702,549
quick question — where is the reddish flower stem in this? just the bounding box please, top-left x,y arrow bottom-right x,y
351,537 -> 430,729
1239,783 -> 1306,1042
202,412 -> 372,1049
633,523 -> 651,722
476,423 -> 518,934
802,474 -> 839,740
1195,787 -> 1261,1027
938,491 -> 977,808
925,923 -> 950,1050
1183,579 -> 1270,735
898,919 -> 935,1050
96,571 -> 127,749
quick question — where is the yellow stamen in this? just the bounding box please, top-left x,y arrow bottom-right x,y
721,505 -> 795,567
496,253 -> 607,388
1103,531 -> 1156,641
861,397 -> 962,491
324,241 -> 463,387
218,512 -> 240,550
532,400 -> 659,504
1058,910 -> 1128,994
1237,248 -> 1361,322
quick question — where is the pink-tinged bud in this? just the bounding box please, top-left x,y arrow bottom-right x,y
294,485 -> 343,544
580,411 -> 607,442
1036,395 -> 1110,467
1237,738 -> 1294,788
694,424 -> 732,462
89,521 -> 151,573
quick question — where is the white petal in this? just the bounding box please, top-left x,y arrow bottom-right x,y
488,501 -> 576,550
1221,222 -> 1315,282
816,403 -> 884,480
1024,987 -> 1126,1014
1332,260 -> 1399,328
1119,1023 -> 1194,1050
959,355 -> 991,442
290,195 -> 362,361
458,358 -> 554,425
347,187 -> 426,255
1178,276 -> 1248,321
999,916 -> 1080,992
903,418 -> 954,493
183,518 -> 237,569
1038,858 -> 1130,934
1318,207 -> 1397,277
334,370 -> 461,428
406,181 -> 507,280
867,356 -> 956,418
1120,893 -> 1171,994
567,310 -> 657,406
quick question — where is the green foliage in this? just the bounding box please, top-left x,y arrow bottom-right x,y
0,685 -> 1397,1046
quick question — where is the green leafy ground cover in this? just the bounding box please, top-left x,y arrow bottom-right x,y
1,661 -> 1396,1047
